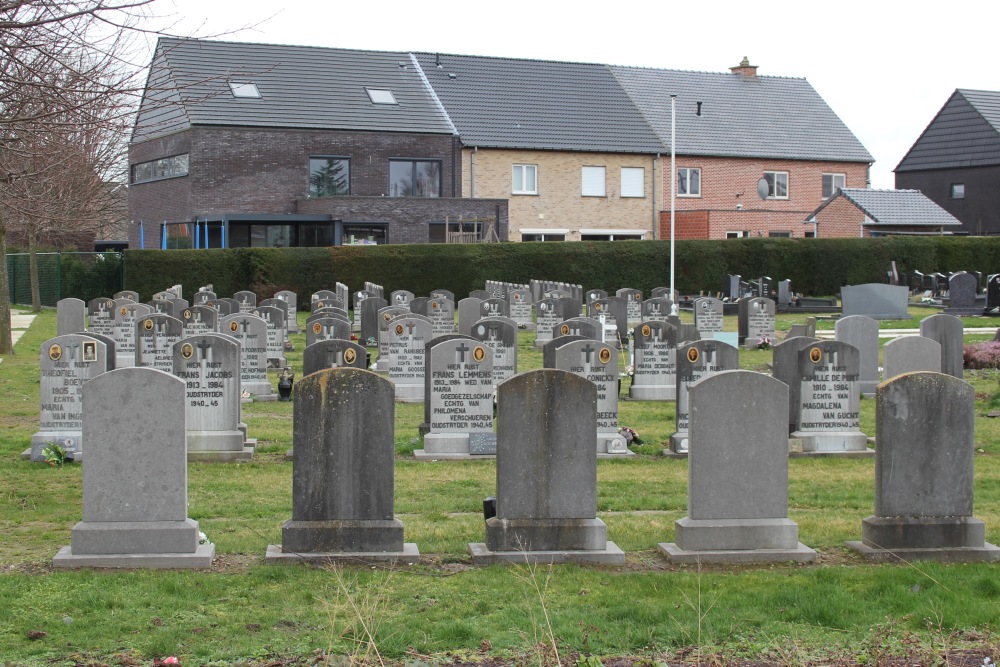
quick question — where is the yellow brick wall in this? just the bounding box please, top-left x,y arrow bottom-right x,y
462,148 -> 659,241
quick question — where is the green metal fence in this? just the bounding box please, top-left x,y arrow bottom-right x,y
6,252 -> 124,307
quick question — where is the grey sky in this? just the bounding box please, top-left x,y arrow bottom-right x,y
162,0 -> 998,189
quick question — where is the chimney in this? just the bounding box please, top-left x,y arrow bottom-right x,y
730,56 -> 758,78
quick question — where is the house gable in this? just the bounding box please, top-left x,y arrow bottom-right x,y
895,89 -> 1000,172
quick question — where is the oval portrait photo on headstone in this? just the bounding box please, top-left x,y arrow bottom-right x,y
120,307 -> 128,316
183,310 -> 191,320
810,347 -> 823,363
642,325 -> 651,337
181,343 -> 194,359
560,324 -> 570,335
312,322 -> 322,334
688,347 -> 700,363
230,321 -> 239,332
48,344 -> 62,361
395,324 -> 404,335
143,319 -> 153,330
599,347 -> 612,364
473,346 -> 486,362
344,349 -> 356,364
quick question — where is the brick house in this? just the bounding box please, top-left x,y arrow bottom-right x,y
894,89 -> 1000,235
128,39 -> 507,249
805,188 -> 961,237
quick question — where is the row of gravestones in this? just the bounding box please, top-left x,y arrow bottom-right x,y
51,365 -> 999,569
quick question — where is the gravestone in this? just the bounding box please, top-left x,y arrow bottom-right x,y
551,340 -> 629,455
430,289 -> 454,303
266,369 -> 418,563
919,313 -> 964,379
302,339 -> 367,377
390,290 -> 414,307
417,338 -> 495,458
387,316 -> 433,402
113,300 -> 152,368
985,274 -> 1000,314
480,298 -> 508,319
738,297 -> 775,349
308,306 -> 350,323
692,297 -> 724,337
470,289 -> 492,301
457,297 -> 485,336
651,287 -> 677,301
533,297 -> 562,347
180,305 -> 219,336
114,290 -> 138,302
777,280 -> 792,307
468,369 -> 625,565
427,297 -> 456,337
336,282 -> 350,311
846,373 -> 1000,562
542,335 -> 588,369
554,317 -> 601,341
555,296 -> 583,321
275,290 -> 299,334
374,307 -> 413,371
173,334 -> 251,462
192,290 -> 217,306
57,298 -> 86,336
408,296 -> 429,316
234,290 -> 256,313
790,341 -> 870,454
841,284 -> 909,319
220,314 -> 277,401
659,371 -> 816,563
352,290 -> 374,330
945,272 -> 980,316
616,288 -> 643,325
259,298 -> 290,334
360,297 -> 389,344
721,275 -> 741,300
882,336 -> 942,380
87,297 -> 116,337
629,321 -> 677,401
471,317 -> 518,389
585,289 -> 608,312
507,288 -> 533,328
53,367 -> 215,568
311,290 -> 340,311
134,313 -> 183,372
835,315 -> 880,396
30,335 -> 109,462
641,297 -> 674,321
669,340 -> 739,454
254,305 -> 288,369
306,317 -> 352,347
153,297 -> 188,319
215,298 -> 239,316
589,297 -> 628,344
772,336 -> 822,435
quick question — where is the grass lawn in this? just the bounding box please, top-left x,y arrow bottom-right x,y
1,306 -> 1000,666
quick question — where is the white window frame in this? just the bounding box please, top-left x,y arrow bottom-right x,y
677,167 -> 701,197
951,183 -> 966,199
512,164 -> 538,195
822,173 -> 845,199
581,166 -> 606,197
726,231 -> 746,239
764,171 -> 789,199
620,167 -> 645,198
365,88 -> 397,105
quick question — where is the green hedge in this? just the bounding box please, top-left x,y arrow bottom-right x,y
122,237 -> 1000,302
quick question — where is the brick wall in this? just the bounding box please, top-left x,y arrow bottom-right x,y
809,196 -> 865,238
462,148 -> 659,240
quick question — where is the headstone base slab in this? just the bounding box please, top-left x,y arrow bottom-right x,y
861,515 -> 988,550
187,447 -> 255,463
265,543 -> 420,564
658,541 -> 816,564
30,432 -> 82,462
844,540 -> 1000,563
628,385 -> 675,401
485,517 -> 608,552
668,433 -> 688,455
675,517 -> 801,551
70,518 -> 201,554
422,432 -> 470,455
375,359 -> 390,373
244,382 -> 277,402
468,541 -> 625,566
187,431 -> 247,452
393,384 -> 424,403
53,542 -> 215,569
790,430 -> 869,453
282,519 -> 405,553
533,338 -> 551,349
789,448 -> 875,459
598,433 -> 631,455
413,450 -> 495,460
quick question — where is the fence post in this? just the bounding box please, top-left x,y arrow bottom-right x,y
57,252 -> 62,301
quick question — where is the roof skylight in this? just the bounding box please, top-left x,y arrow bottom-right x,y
229,82 -> 261,99
366,88 -> 397,105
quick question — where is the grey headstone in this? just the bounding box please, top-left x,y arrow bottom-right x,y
305,317 -> 351,347
589,297 -> 628,344
135,313 -> 184,372
533,298 -> 561,347
113,300 -> 152,368
554,317 -> 600,341
945,272 -> 979,316
841,284 -> 909,320
113,290 -> 138,302
739,297 -> 775,349
692,297 -> 724,336
275,369 -> 415,559
641,297 -> 674,321
507,289 -> 533,328
53,367 -> 213,568
57,298 -> 86,336
551,339 -> 627,454
302,339 -> 367,377
375,307 -> 414,371
847,373 -> 999,561
87,297 -> 117,337
180,305 -> 219,336
274,290 -> 299,334
408,296 -> 429,316
360,297 -> 389,344
192,290 -> 217,306
629,321 -> 678,401
390,290 -> 414,307
882,336 -> 942,380
772,336 -> 821,433
220,314 -> 276,401
471,317 -> 518,388
427,298 -> 456,337
422,338 -> 494,456
234,290 -> 256,313
790,340 -> 869,453
835,315 -> 880,395
458,297 -> 485,336
254,305 -> 288,369
430,289 -> 455,303
308,306 -> 350,323
480,298 -> 509,319
469,289 -> 491,301
153,297 -> 188,319
311,290 -> 341,311
386,316 -> 433,402
173,334 -> 246,458
30,335 -> 109,461
920,314 -> 964,379
215,298 -> 239,316
670,340 -> 739,453
542,335 -> 588,369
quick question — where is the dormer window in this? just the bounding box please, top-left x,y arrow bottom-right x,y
229,82 -> 260,98
366,88 -> 397,105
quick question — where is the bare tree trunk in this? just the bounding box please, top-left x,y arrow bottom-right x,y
0,221 -> 14,355
28,233 -> 41,313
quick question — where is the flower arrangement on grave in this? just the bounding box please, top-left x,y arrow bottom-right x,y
619,363 -> 635,380
365,336 -> 377,347
350,333 -> 360,341
619,426 -> 642,445
41,442 -> 68,467
755,335 -> 772,351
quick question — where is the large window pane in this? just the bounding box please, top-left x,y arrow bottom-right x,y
390,161 -> 413,197
414,161 -> 441,197
390,160 -> 441,197
309,157 -> 350,197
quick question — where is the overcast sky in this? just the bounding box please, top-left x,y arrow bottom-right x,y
160,0 -> 998,189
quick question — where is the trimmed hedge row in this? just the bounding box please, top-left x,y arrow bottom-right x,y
122,236 -> 1000,302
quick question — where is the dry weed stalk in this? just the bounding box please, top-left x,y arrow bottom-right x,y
319,561 -> 397,667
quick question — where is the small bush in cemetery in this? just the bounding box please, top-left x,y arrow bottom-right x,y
964,342 -> 1000,370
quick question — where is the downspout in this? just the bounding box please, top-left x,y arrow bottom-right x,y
652,153 -> 660,240
470,146 -> 477,199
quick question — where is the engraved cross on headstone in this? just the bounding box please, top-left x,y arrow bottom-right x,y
456,342 -> 470,363
197,338 -> 213,361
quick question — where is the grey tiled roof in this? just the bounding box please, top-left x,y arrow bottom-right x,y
611,66 -> 873,163
895,89 -> 1000,172
813,188 -> 962,227
134,38 -> 456,141
411,52 -> 664,153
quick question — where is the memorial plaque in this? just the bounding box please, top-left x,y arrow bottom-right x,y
670,340 -> 739,453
